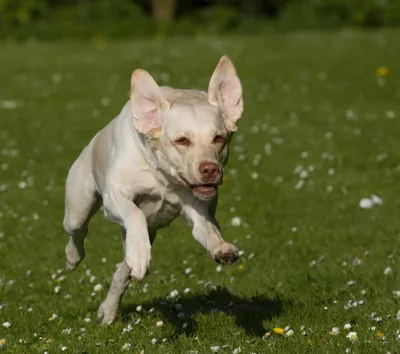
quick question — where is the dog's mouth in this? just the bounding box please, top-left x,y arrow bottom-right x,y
179,175 -> 219,199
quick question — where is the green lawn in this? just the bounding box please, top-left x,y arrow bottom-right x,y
1,29 -> 400,353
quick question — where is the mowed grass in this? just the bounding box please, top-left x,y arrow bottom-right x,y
1,29 -> 400,353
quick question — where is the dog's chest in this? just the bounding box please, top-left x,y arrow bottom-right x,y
134,191 -> 181,232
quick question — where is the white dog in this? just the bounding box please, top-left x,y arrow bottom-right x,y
63,55 -> 244,324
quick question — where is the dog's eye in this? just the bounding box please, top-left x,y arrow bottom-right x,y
175,137 -> 191,146
213,135 -> 225,144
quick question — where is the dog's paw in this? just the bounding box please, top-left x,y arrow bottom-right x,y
65,242 -> 85,272
97,300 -> 119,325
125,241 -> 151,281
210,242 -> 239,264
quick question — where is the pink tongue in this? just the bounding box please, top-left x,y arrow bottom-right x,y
193,185 -> 216,196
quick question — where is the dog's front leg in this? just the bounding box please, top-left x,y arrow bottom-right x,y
182,199 -> 239,264
103,189 -> 152,280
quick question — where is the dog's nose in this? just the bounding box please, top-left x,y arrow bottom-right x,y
199,162 -> 219,181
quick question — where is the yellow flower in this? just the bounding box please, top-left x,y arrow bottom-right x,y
0,338 -> 6,347
273,327 -> 284,335
264,331 -> 271,338
377,331 -> 385,340
377,66 -> 389,77
238,265 -> 244,271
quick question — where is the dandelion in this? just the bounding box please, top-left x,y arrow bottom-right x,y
273,327 -> 284,335
346,332 -> 358,342
0,338 -> 5,347
377,331 -> 386,340
330,327 -> 340,335
377,66 -> 389,77
238,265 -> 244,271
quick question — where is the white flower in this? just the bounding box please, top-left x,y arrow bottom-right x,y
393,290 -> 400,299
344,323 -> 352,330
60,345 -> 67,351
384,267 -> 393,276
383,267 -> 393,275
232,347 -> 242,354
286,329 -> 294,336
156,320 -> 163,327
216,265 -> 222,272
54,285 -> 61,293
169,290 -> 179,298
136,305 -> 142,312
371,195 -> 383,205
49,313 -> 58,321
122,324 -> 133,334
84,317 -> 91,323
359,198 -> 373,209
211,346 -> 221,352
93,284 -> 103,292
230,217 -> 242,227
184,288 -> 191,294
151,338 -> 157,344
121,343 -> 131,351
0,338 -> 5,347
346,331 -> 358,342
330,327 -> 340,335
2,322 -> 11,328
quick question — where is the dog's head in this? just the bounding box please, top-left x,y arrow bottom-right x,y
130,56 -> 243,200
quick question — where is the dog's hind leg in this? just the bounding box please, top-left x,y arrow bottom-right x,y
63,150 -> 101,272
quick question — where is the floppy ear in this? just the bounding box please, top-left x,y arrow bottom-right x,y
208,55 -> 243,132
130,69 -> 170,136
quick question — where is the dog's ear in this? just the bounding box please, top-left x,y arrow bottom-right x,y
130,69 -> 170,136
208,55 -> 243,132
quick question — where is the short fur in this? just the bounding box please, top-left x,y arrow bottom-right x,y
63,56 -> 244,324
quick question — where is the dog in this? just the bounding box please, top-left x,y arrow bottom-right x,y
63,55 -> 244,324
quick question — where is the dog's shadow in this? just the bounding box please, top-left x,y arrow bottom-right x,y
121,286 -> 284,338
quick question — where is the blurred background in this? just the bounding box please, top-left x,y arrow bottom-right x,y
1,0 -> 400,41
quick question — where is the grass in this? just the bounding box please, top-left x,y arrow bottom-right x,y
1,29 -> 400,353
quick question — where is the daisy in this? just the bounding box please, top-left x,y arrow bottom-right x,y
330,327 -> 340,335
286,329 -> 294,337
121,343 -> 131,351
346,332 -> 358,342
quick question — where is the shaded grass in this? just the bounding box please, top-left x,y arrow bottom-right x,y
1,29 -> 400,353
